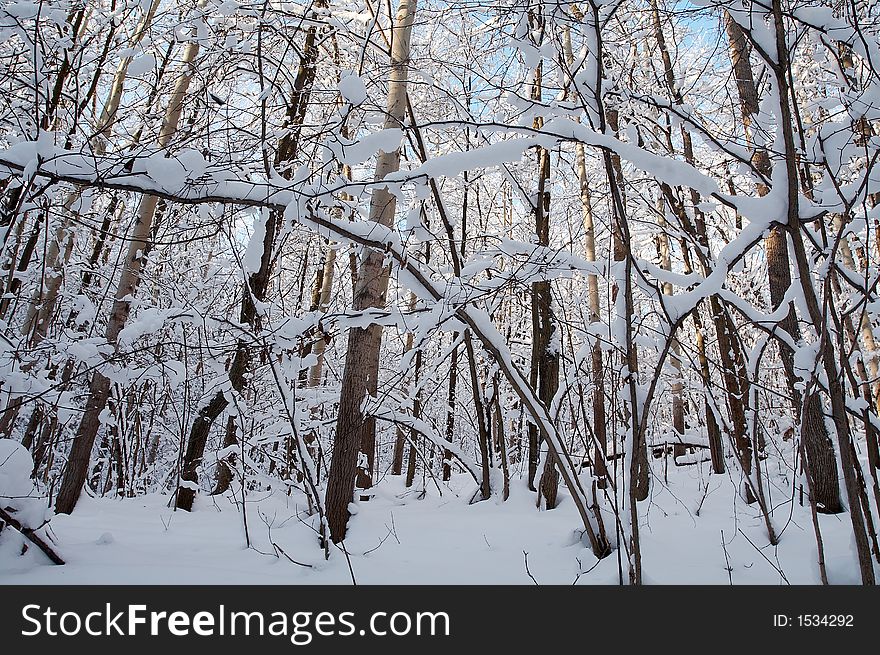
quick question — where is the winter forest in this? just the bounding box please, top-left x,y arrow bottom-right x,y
0,0 -> 879,587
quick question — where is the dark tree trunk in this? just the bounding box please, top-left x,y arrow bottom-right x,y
175,7 -> 322,509
55,29 -> 203,515
443,336 -> 459,481
724,10 -> 841,514
325,0 -> 417,543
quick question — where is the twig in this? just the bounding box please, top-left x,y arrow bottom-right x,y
738,528 -> 789,585
523,550 -> 539,585
338,541 -> 358,586
362,524 -> 395,556
389,511 -> 400,545
271,541 -> 314,568
572,556 -> 602,584
720,529 -> 733,585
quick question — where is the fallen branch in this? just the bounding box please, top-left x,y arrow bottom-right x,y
0,506 -> 65,565
271,541 -> 314,568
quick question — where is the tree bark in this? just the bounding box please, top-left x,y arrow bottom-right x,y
765,0 -> 871,583
325,0 -> 418,543
175,6 -> 322,509
724,9 -> 841,514
533,134 -> 560,508
22,0 -> 162,347
56,10 -> 204,514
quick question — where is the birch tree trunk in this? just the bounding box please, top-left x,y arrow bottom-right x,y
56,6 -> 204,514
21,0 -> 163,347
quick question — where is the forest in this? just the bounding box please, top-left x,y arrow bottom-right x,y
0,0 -> 879,586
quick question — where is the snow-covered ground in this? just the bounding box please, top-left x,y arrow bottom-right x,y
1,453 -> 864,585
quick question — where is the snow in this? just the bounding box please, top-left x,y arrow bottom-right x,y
127,53 -> 155,77
0,463 -> 859,584
2,2 -> 39,20
385,138 -> 537,182
117,307 -> 174,345
0,439 -> 33,500
0,0 -> 876,590
0,439 -> 53,555
242,211 -> 268,274
216,1 -> 239,16
328,129 -> 404,167
338,73 -> 367,106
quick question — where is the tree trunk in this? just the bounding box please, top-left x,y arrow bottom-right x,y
575,144 -> 608,486
656,209 -> 686,455
605,107 -> 649,504
724,9 -> 841,514
22,1 -> 161,346
443,336 -> 459,482
764,0 -> 872,583
56,12 -> 204,514
392,295 -> 417,476
325,0 -> 418,543
404,349 -> 423,489
533,135 -> 560,508
526,41 -> 561,508
307,243 -> 338,389
175,6 -> 323,509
